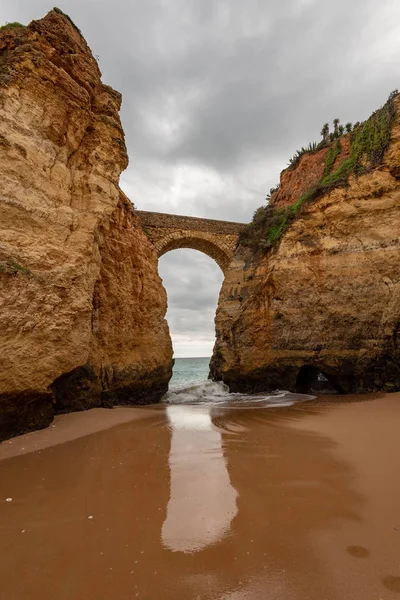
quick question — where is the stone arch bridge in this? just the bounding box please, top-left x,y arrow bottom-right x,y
137,211 -> 246,272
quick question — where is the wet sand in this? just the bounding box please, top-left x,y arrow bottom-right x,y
1,393 -> 400,599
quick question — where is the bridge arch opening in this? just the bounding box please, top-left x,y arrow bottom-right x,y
158,249 -> 224,359
158,236 -> 230,272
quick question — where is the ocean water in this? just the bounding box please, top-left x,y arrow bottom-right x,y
165,356 -> 314,408
170,357 -> 210,388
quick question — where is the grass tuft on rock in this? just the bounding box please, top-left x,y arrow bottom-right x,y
0,22 -> 25,32
0,259 -> 31,277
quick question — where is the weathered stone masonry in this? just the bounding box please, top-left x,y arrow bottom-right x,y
137,211 -> 246,272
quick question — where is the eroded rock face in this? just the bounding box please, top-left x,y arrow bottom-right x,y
211,101 -> 400,394
272,136 -> 350,208
0,11 -> 173,440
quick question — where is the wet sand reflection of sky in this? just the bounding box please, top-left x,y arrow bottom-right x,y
162,405 -> 238,553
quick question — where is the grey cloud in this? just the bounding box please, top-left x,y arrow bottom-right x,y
159,249 -> 223,320
101,0 -> 388,171
159,249 -> 222,355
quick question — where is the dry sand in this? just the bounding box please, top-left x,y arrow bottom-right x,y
0,393 -> 399,599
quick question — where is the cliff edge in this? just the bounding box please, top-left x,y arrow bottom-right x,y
211,94 -> 400,394
0,11 -> 173,440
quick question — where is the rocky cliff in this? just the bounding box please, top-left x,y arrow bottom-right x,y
211,95 -> 400,394
0,11 -> 173,440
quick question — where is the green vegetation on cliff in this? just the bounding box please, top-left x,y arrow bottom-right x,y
0,22 -> 25,32
287,118 -> 353,169
287,141 -> 319,168
323,140 -> 342,178
0,259 -> 31,277
240,90 -> 398,251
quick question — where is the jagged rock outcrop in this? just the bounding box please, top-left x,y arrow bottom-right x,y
0,11 -> 173,440
211,97 -> 400,394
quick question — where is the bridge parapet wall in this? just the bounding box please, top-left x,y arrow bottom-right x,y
136,210 -> 246,272
136,210 -> 246,235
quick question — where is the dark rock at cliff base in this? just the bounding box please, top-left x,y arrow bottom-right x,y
212,349 -> 400,396
50,366 -> 102,413
0,391 -> 54,442
100,379 -> 169,407
51,364 -> 170,413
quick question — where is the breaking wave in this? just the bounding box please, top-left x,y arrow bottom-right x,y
163,380 -> 315,408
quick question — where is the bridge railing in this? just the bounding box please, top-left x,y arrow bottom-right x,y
136,210 -> 247,235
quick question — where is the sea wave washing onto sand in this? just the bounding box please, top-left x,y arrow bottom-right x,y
163,379 -> 315,408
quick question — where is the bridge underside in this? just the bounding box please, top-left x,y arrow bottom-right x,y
157,233 -> 233,272
137,211 -> 246,273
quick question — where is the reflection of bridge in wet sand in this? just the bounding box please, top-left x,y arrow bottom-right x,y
162,405 -> 238,553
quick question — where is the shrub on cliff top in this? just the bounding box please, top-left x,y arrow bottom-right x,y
287,141 -> 322,169
265,183 -> 280,202
240,186 -> 319,250
288,118 -> 354,170
0,22 -> 25,32
240,90 -> 398,252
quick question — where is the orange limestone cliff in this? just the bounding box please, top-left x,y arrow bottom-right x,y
0,11 -> 173,440
210,94 -> 400,394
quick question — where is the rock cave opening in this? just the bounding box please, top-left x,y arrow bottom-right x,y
295,365 -> 342,395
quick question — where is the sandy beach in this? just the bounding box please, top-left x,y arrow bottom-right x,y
1,393 -> 400,599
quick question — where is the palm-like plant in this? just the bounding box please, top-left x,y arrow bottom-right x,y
333,118 -> 340,135
320,123 -> 330,142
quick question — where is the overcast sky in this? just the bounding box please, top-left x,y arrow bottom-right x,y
2,1 -> 400,357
